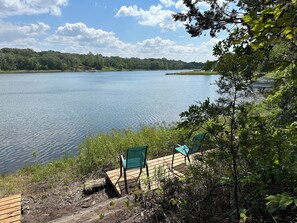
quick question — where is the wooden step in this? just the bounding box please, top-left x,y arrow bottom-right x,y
0,194 -> 21,223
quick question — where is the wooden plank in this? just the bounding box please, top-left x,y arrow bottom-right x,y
0,199 -> 21,207
0,215 -> 20,223
0,210 -> 21,220
0,202 -> 20,212
0,194 -> 21,223
0,195 -> 20,204
0,198 -> 21,207
0,206 -> 20,216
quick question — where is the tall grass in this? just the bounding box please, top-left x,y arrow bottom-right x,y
77,124 -> 185,176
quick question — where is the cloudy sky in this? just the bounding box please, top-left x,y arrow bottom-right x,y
0,0 -> 224,62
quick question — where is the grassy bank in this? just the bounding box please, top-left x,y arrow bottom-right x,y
0,70 -> 62,74
0,125 -> 185,197
166,71 -> 219,75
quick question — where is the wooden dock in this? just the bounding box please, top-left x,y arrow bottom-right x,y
0,194 -> 21,223
106,153 -> 198,196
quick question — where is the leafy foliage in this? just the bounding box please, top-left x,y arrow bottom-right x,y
0,48 -> 204,72
142,1 -> 297,222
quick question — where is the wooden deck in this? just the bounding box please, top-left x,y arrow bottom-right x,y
0,194 -> 21,223
106,153 -> 199,196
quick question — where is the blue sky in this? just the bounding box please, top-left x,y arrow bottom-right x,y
0,0 -> 224,62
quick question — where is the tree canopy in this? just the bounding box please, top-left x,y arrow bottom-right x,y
0,48 -> 204,72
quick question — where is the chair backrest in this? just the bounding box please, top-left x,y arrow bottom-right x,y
126,146 -> 148,169
189,132 -> 207,154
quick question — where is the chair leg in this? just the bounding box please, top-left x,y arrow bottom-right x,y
124,168 -> 128,194
115,157 -> 123,185
135,167 -> 143,189
171,147 -> 175,169
146,163 -> 150,190
186,154 -> 191,163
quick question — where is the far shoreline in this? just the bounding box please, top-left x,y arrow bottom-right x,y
166,70 -> 219,75
0,69 -> 194,74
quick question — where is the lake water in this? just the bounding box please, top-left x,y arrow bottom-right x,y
0,71 -> 219,173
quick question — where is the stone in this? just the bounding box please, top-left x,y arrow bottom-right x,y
83,178 -> 106,194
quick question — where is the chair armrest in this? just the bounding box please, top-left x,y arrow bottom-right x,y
176,144 -> 182,147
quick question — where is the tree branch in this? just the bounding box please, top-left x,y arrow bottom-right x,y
182,184 -> 233,220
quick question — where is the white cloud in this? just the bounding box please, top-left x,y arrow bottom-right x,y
160,0 -> 175,7
175,0 -> 188,11
116,4 -> 181,31
0,21 -> 49,42
175,0 -> 210,12
134,36 -> 219,61
45,23 -> 131,54
18,22 -> 50,35
0,0 -> 68,17
116,5 -> 142,17
45,23 -> 219,62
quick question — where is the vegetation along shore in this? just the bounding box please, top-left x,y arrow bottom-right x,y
0,48 -> 204,72
166,70 -> 218,75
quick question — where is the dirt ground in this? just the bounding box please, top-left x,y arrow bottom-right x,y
20,179 -> 140,223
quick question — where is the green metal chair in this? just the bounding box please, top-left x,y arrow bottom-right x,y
117,146 -> 149,194
172,132 -> 207,167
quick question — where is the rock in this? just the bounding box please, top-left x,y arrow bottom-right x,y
83,178 -> 106,194
82,197 -> 91,202
81,204 -> 90,208
23,199 -> 30,204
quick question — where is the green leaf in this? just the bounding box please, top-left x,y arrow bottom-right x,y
274,5 -> 284,20
268,206 -> 279,214
286,34 -> 294,40
252,23 -> 263,32
170,198 -> 178,205
243,15 -> 253,23
266,195 -> 278,202
240,209 -> 248,222
279,195 -> 293,208
283,26 -> 292,35
273,157 -> 279,165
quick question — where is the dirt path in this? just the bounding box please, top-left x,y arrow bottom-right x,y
20,179 -> 138,223
49,197 -> 135,223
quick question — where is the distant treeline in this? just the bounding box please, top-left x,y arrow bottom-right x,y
0,48 -> 204,71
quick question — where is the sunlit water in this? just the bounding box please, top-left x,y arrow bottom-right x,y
0,71 -> 219,173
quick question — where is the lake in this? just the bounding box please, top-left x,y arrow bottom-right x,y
0,71 -> 219,173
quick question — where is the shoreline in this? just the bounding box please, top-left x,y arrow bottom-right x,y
166,71 -> 219,75
0,68 -> 196,74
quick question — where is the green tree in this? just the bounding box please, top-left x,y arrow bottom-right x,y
202,60 -> 216,71
149,0 -> 297,222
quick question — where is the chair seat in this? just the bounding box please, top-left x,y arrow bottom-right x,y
175,145 -> 190,156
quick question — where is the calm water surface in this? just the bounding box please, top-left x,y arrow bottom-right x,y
0,71 -> 219,173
